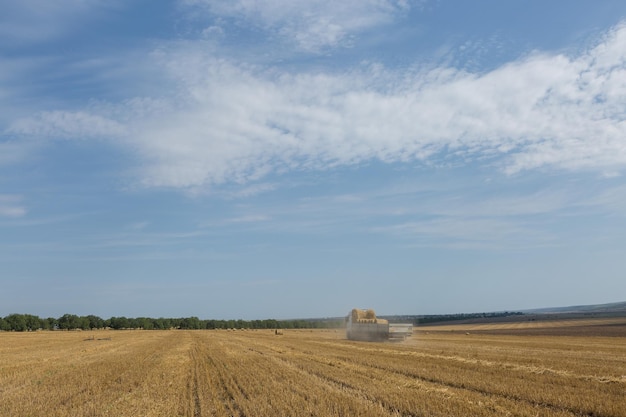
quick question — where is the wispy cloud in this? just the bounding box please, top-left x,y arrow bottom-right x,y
184,0 -> 413,52
8,110 -> 127,139
224,214 -> 271,224
0,194 -> 26,217
4,12 -> 626,192
215,182 -> 278,199
0,226 -> 214,263
374,217 -> 555,250
124,21 -> 626,189
199,176 -> 626,250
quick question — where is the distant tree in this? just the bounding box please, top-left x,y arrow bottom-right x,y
5,314 -> 28,331
58,314 -> 81,330
77,316 -> 90,330
85,315 -> 104,330
38,317 -> 50,330
127,317 -> 140,329
152,317 -> 171,330
23,314 -> 42,331
109,316 -> 130,330
136,317 -> 153,330
2,312 -> 347,332
45,317 -> 58,330
207,320 -> 223,329
120,317 -> 131,329
180,316 -> 201,329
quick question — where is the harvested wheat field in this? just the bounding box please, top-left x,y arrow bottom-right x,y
1,320 -> 625,417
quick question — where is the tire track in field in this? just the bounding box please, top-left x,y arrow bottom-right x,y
191,332 -> 624,417
188,347 -> 202,417
320,339 -> 626,385
270,353 -> 422,417
188,333 -> 249,417
53,334 -> 173,410
247,336 -> 592,417
206,354 -> 249,417
277,348 -> 495,417
357,359 -> 590,417
214,336 -> 396,417
241,340 -> 413,417
257,336 -> 489,416
309,338 -> 626,411
304,343 -> 607,417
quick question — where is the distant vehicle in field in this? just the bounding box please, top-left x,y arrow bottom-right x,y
345,308 -> 413,341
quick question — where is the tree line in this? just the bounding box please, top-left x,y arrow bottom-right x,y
0,312 -> 527,331
382,311 -> 524,325
0,313 -> 344,332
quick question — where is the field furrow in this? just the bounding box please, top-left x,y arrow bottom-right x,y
1,324 -> 625,417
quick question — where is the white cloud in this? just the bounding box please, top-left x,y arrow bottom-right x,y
220,183 -> 278,199
7,110 -> 127,140
0,194 -> 26,217
5,19 -> 626,191
184,0 -> 412,52
117,21 -> 626,189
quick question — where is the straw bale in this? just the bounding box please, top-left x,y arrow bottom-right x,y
351,308 -> 378,322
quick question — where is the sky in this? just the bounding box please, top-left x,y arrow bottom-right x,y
1,0 -> 626,320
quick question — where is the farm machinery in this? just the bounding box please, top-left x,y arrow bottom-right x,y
345,308 -> 413,341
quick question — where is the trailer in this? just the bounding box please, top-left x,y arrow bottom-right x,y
346,308 -> 413,341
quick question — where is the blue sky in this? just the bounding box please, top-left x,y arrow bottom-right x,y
2,1 -> 626,320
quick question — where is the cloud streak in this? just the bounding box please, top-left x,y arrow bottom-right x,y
127,21 -> 626,189
0,194 -> 26,217
5,15 -> 626,191
8,110 -> 127,139
184,0 -> 413,52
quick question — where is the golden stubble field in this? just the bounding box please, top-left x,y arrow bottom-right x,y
1,318 -> 625,417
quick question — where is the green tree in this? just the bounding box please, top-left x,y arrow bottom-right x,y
24,314 -> 43,331
152,317 -> 171,330
125,317 -> 138,329
180,316 -> 201,329
38,317 -> 51,330
77,316 -> 90,330
5,314 -> 27,331
136,317 -> 153,330
46,317 -> 58,330
85,315 -> 104,329
58,314 -> 80,330
109,316 -> 129,330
